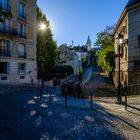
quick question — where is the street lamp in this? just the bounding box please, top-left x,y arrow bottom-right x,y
37,22 -> 47,98
115,33 -> 123,103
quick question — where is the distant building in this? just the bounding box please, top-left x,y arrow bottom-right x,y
57,44 -> 82,75
0,0 -> 37,84
113,0 -> 140,88
85,36 -> 92,51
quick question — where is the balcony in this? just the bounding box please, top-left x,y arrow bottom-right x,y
0,50 -> 11,57
0,26 -> 18,36
18,33 -> 27,39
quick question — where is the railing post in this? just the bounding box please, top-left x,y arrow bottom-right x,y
124,86 -> 127,110
91,91 -> 93,109
65,85 -> 68,107
49,88 -> 52,102
40,79 -> 44,100
38,87 -> 40,98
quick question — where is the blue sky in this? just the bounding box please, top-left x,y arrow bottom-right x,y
37,0 -> 128,47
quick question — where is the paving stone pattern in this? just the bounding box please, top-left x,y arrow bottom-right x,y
0,88 -> 140,140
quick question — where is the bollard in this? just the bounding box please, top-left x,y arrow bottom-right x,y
65,86 -> 68,106
50,88 -> 52,102
46,86 -> 48,94
40,87 -> 43,99
124,86 -> 127,110
38,87 -> 40,98
91,91 -> 93,109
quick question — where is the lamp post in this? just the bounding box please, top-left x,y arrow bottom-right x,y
37,22 -> 47,99
115,34 -> 123,103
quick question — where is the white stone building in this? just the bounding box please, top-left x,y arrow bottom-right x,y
57,44 -> 82,75
0,0 -> 37,84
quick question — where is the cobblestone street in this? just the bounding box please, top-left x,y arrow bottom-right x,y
0,88 -> 140,140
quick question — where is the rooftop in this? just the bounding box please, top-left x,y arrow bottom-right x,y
126,0 -> 140,8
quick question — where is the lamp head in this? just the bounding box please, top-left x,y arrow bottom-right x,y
118,34 -> 123,46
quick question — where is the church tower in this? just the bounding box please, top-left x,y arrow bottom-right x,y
85,36 -> 92,51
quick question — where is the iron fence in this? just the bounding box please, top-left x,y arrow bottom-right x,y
122,84 -> 140,110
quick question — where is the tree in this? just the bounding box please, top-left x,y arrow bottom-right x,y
52,65 -> 74,79
37,7 -> 57,79
94,25 -> 115,48
89,48 -> 98,66
98,46 -> 115,76
94,25 -> 115,76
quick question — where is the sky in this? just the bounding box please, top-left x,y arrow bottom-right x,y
37,0 -> 128,47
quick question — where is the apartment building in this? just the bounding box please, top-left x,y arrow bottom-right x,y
0,0 -> 37,84
114,0 -> 140,88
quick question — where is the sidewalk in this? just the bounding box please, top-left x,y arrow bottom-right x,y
36,89 -> 140,140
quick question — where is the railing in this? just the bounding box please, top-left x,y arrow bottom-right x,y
126,84 -> 140,95
0,26 -> 18,36
0,50 -> 10,57
121,84 -> 140,110
134,61 -> 140,69
18,32 -> 27,39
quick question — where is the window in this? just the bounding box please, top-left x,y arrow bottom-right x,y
0,62 -> 7,74
1,76 -> 7,80
121,71 -> 123,81
124,74 -> 127,84
0,0 -> 10,11
18,44 -> 26,58
18,63 -> 26,74
20,75 -> 25,79
18,2 -> 26,19
18,23 -> 26,38
0,40 -> 10,56
125,46 -> 127,61
0,19 -> 11,32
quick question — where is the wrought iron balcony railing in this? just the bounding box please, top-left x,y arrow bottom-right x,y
0,26 -> 18,36
0,50 -> 11,57
18,33 -> 27,39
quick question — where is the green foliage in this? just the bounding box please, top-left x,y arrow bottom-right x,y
95,25 -> 115,76
37,7 -> 57,79
94,25 -> 115,48
78,69 -> 83,81
98,46 -> 115,76
89,48 -> 98,66
82,57 -> 88,70
53,65 -> 74,77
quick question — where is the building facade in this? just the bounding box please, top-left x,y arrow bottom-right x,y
57,44 -> 82,75
0,0 -> 37,84
114,0 -> 140,88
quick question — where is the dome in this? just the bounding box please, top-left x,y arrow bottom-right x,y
126,0 -> 140,7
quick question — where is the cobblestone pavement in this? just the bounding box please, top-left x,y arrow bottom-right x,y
0,88 -> 140,140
